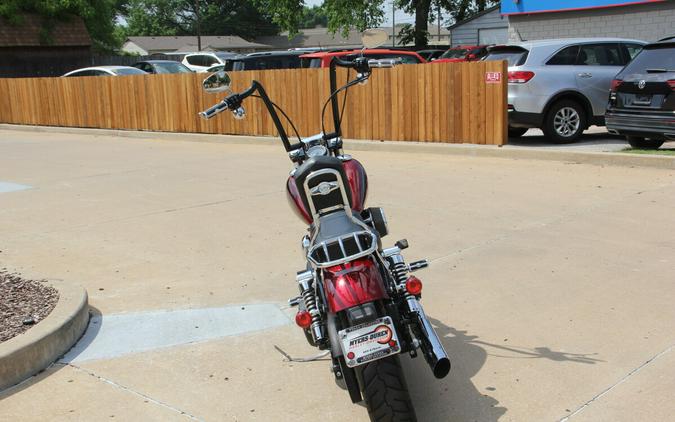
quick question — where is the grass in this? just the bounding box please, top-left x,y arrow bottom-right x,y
620,148 -> 675,156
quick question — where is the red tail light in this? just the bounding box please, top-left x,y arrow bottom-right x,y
508,71 -> 535,83
610,79 -> 623,91
668,80 -> 675,90
295,310 -> 312,328
405,276 -> 423,296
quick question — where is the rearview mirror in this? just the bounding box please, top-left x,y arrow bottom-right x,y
361,29 -> 388,49
202,70 -> 231,93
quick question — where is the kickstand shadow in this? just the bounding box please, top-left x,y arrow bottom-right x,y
0,306 -> 103,399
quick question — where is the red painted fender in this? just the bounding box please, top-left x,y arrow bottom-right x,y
322,258 -> 388,313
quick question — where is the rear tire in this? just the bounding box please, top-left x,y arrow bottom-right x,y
627,136 -> 664,149
361,356 -> 416,422
543,100 -> 587,143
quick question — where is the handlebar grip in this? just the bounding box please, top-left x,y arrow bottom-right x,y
368,58 -> 400,68
198,100 -> 228,120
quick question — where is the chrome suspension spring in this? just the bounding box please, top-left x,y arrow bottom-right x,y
391,260 -> 408,285
302,285 -> 321,323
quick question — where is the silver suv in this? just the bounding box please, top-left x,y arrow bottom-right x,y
485,38 -> 646,142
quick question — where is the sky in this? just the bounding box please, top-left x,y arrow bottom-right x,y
304,0 -> 451,28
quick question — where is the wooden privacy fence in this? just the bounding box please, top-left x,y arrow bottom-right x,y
0,61 -> 507,145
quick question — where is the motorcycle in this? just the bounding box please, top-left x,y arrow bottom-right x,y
198,29 -> 450,422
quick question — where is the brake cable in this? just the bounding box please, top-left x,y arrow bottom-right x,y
250,94 -> 302,143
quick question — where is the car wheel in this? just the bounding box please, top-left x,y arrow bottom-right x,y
543,100 -> 587,143
508,127 -> 528,138
627,136 -> 664,149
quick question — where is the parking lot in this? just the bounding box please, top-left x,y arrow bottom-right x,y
1,128 -> 674,421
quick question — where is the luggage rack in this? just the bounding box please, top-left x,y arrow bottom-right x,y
307,230 -> 377,268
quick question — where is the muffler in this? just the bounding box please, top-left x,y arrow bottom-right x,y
406,297 -> 451,379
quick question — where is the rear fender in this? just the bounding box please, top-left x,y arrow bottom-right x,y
322,258 -> 388,313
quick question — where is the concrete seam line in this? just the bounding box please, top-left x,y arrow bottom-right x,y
2,124 -> 674,170
558,342 -> 675,421
65,363 -> 209,421
0,279 -> 89,391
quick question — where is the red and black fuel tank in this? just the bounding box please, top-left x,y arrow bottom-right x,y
322,258 -> 388,313
286,157 -> 368,224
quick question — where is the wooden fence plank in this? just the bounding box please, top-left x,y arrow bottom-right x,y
0,64 -> 507,145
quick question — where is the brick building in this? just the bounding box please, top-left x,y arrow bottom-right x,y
503,0 -> 675,43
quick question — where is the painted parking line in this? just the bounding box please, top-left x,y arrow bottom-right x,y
0,181 -> 32,193
60,304 -> 291,363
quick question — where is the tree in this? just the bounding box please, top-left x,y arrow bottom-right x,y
120,0 -> 279,39
256,0 -> 497,47
300,5 -> 328,29
0,0 -> 122,51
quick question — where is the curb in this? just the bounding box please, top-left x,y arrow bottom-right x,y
1,124 -> 674,170
0,279 -> 89,391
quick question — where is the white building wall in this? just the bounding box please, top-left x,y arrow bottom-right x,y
508,2 -> 675,43
450,8 -> 509,46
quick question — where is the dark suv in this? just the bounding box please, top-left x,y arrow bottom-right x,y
606,38 -> 675,149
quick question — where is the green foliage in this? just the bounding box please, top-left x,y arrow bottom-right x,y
300,5 -> 328,29
0,0 -> 122,52
120,0 -> 279,39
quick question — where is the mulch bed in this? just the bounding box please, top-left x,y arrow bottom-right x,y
0,270 -> 59,343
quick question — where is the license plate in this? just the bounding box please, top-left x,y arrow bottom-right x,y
633,94 -> 652,105
339,317 -> 400,368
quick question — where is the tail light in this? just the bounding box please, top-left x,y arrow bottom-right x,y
668,80 -> 675,90
295,310 -> 312,328
405,276 -> 423,296
508,71 -> 535,83
610,79 -> 623,91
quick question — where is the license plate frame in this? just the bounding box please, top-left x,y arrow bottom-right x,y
339,316 -> 400,368
633,94 -> 652,105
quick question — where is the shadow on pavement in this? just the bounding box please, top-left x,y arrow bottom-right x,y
0,306 -> 103,399
405,317 -> 602,421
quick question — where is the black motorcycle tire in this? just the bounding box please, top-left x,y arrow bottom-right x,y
361,356 -> 417,422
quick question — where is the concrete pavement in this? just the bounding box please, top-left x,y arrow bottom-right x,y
0,129 -> 674,421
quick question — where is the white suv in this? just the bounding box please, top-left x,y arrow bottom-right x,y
182,52 -> 238,73
485,38 -> 645,142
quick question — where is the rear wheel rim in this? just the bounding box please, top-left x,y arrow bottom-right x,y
553,107 -> 581,138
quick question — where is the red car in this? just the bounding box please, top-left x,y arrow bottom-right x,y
433,45 -> 489,63
300,49 -> 427,68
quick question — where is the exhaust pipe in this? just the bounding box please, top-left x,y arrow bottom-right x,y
406,297 -> 451,379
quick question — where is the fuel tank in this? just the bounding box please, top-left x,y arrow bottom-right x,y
286,157 -> 368,224
322,258 -> 388,313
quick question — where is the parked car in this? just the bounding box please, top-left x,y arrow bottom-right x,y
300,49 -> 427,68
485,38 -> 646,142
62,66 -> 147,77
132,60 -> 192,74
182,52 -> 238,72
417,49 -> 446,61
433,45 -> 489,63
205,64 -> 226,73
227,51 -> 307,71
606,38 -> 675,149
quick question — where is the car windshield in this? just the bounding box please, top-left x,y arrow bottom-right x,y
345,53 -> 420,64
440,49 -> 468,59
111,68 -> 146,75
619,45 -> 675,76
484,48 -> 528,66
153,62 -> 191,74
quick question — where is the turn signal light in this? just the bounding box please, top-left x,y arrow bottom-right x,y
610,79 -> 623,91
508,71 -> 535,84
668,80 -> 675,90
405,276 -> 423,296
295,310 -> 312,328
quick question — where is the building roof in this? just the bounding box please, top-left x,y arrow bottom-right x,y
0,14 -> 91,47
448,5 -> 501,30
256,27 -> 363,49
125,36 -> 269,52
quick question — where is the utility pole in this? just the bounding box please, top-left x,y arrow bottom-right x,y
195,0 -> 202,51
392,0 -> 395,47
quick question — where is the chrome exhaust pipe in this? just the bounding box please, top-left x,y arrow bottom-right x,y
406,297 -> 451,379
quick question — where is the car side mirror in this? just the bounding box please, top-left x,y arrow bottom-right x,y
466,53 -> 477,61
202,70 -> 231,93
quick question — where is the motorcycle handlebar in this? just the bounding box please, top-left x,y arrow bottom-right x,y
198,100 -> 228,119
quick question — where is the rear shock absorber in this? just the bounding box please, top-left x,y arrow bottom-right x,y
297,270 -> 326,344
